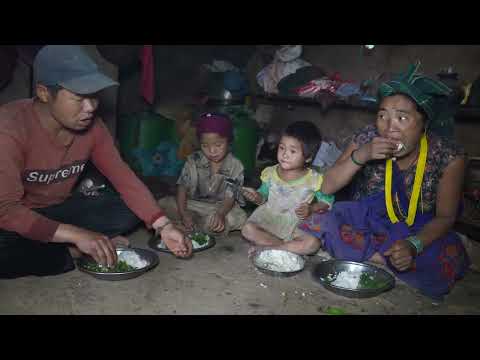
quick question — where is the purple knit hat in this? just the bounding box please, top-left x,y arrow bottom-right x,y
196,112 -> 233,140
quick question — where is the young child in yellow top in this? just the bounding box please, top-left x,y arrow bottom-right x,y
242,121 -> 334,255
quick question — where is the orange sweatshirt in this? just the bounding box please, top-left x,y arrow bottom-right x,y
0,99 -> 164,242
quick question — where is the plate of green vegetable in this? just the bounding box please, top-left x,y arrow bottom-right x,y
312,260 -> 395,298
77,247 -> 159,281
148,231 -> 215,254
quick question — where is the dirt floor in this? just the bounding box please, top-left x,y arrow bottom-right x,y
1,226 -> 479,315
1,171 -> 479,315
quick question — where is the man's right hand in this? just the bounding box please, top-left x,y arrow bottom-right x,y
53,224 -> 117,267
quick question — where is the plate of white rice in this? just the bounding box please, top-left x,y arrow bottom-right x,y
77,247 -> 159,281
252,249 -> 306,277
312,260 -> 395,298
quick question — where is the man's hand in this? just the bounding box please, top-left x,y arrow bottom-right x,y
70,229 -> 118,267
208,212 -> 225,233
54,224 -> 118,267
384,239 -> 416,271
76,234 -> 118,267
295,203 -> 312,220
242,187 -> 264,205
153,217 -> 192,258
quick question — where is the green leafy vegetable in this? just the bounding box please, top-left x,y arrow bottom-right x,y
83,260 -> 136,273
190,232 -> 209,246
325,307 -> 347,315
358,273 -> 389,289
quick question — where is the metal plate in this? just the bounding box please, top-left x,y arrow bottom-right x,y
76,248 -> 159,281
312,260 -> 395,298
148,233 -> 216,254
252,249 -> 306,278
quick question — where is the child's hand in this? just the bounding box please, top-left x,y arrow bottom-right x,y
312,201 -> 330,214
295,203 -> 312,220
242,187 -> 264,205
208,212 -> 225,233
181,212 -> 194,232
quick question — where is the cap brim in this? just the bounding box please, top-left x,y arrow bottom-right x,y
59,72 -> 118,95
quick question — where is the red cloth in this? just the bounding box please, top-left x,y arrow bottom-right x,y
140,45 -> 155,104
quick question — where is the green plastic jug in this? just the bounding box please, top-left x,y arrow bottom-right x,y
117,111 -> 177,170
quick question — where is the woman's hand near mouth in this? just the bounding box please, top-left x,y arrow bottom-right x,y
355,137 -> 399,163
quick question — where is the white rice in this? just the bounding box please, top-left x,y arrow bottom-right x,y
191,240 -> 207,249
255,250 -> 305,273
117,251 -> 148,269
330,269 -> 363,289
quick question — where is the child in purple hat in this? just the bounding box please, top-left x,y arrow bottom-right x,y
158,113 -> 247,238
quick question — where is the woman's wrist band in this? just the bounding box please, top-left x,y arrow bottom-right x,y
350,150 -> 366,166
406,235 -> 424,256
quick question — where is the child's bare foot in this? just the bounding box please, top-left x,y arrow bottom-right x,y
248,245 -> 276,259
248,245 -> 266,259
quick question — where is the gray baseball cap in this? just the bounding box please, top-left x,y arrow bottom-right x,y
33,45 -> 119,94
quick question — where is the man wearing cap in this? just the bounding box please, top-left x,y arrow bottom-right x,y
0,45 -> 192,279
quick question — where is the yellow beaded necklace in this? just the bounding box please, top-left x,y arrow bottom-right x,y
385,134 -> 428,226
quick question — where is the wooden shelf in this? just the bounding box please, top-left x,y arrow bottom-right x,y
254,93 -> 480,123
254,93 -> 377,113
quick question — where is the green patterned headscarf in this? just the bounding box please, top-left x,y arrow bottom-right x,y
378,61 -> 453,133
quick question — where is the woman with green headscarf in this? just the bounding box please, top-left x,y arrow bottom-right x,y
298,62 -> 470,301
